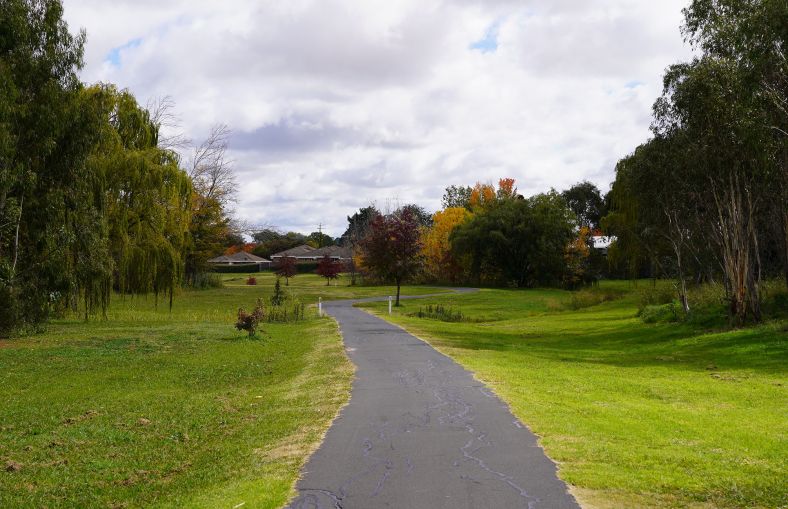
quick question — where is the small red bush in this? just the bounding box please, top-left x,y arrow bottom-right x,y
236,299 -> 265,337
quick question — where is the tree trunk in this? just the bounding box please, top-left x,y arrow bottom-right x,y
395,278 -> 401,306
746,197 -> 762,322
783,209 -> 788,290
666,213 -> 690,315
780,148 -> 788,289
780,199 -> 788,289
712,173 -> 761,325
676,251 -> 690,315
0,187 -> 7,225
11,195 -> 23,276
676,257 -> 690,315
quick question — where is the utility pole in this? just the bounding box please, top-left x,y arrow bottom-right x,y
317,223 -> 323,247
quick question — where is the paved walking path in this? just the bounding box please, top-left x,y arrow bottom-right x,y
286,293 -> 580,509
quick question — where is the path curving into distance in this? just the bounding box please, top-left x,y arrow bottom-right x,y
286,291 -> 580,509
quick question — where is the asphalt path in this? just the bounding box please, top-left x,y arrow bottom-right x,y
286,291 -> 580,509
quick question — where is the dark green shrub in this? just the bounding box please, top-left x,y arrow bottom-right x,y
686,283 -> 726,310
411,304 -> 466,322
567,288 -> 625,310
640,303 -> 679,323
761,281 -> 788,319
190,273 -> 224,289
266,297 -> 307,323
270,278 -> 285,306
638,285 -> 675,311
0,284 -> 19,337
773,291 -> 788,313
211,265 -> 269,274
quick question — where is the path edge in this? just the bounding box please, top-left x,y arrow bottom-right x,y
280,313 -> 357,509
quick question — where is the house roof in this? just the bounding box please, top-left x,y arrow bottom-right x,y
311,245 -> 352,259
270,244 -> 316,258
208,251 -> 270,264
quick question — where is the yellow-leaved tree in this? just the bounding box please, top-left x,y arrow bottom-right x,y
421,207 -> 472,283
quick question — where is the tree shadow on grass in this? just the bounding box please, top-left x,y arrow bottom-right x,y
417,313 -> 787,375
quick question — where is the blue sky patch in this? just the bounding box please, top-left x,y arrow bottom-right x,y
106,38 -> 142,66
625,80 -> 643,89
470,19 -> 503,53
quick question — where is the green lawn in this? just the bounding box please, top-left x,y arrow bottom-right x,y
0,274 -> 444,508
359,283 -> 788,509
214,271 -> 448,303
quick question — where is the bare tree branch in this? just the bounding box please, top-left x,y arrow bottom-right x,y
189,123 -> 237,206
147,95 -> 191,150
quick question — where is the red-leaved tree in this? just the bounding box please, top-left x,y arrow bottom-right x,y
276,256 -> 297,285
359,208 -> 423,305
316,255 -> 342,286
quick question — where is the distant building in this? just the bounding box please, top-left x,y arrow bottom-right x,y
311,245 -> 352,261
270,244 -> 352,263
207,251 -> 271,270
591,235 -> 615,255
269,244 -> 317,263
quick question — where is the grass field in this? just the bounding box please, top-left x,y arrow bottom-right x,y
0,272 -> 443,508
359,282 -> 788,509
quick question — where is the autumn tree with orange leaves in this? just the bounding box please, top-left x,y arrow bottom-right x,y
564,226 -> 593,289
497,178 -> 518,200
468,178 -> 519,211
224,243 -> 256,255
468,183 -> 496,210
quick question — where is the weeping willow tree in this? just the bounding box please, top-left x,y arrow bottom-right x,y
602,155 -> 654,280
85,85 -> 192,309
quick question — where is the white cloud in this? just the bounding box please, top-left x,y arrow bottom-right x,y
63,0 -> 693,235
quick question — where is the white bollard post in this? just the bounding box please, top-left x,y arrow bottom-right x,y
388,296 -> 392,315
318,297 -> 322,317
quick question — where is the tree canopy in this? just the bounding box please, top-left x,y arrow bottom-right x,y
359,208 -> 423,305
561,181 -> 606,230
251,230 -> 307,259
316,255 -> 342,285
1,0 -> 107,330
88,85 -> 192,306
340,205 -> 380,246
451,192 -> 575,287
441,185 -> 472,210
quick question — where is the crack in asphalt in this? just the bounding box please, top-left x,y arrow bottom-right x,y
288,489 -> 343,509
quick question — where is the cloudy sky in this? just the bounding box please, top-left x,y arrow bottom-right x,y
63,0 -> 693,236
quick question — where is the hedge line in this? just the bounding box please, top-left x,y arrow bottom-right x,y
210,262 -> 321,274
